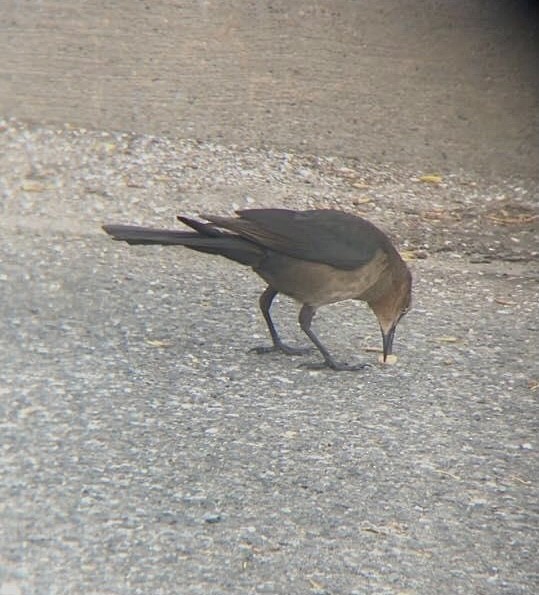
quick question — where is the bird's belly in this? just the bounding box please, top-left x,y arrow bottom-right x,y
255,249 -> 390,307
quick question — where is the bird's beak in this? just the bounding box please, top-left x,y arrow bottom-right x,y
381,324 -> 397,362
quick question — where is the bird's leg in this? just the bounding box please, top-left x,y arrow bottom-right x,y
251,286 -> 313,356
298,304 -> 369,371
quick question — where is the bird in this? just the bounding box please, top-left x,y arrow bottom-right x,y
102,208 -> 412,371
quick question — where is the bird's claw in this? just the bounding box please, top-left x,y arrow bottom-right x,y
299,361 -> 371,372
250,344 -> 314,356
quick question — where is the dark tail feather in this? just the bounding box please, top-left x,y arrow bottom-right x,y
102,224 -> 263,266
176,215 -> 225,237
103,224 -> 202,245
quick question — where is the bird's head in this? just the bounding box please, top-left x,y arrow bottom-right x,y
369,266 -> 412,362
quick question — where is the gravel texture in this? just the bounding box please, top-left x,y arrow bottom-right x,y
0,119 -> 538,594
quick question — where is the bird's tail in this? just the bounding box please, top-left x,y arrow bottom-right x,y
102,221 -> 263,267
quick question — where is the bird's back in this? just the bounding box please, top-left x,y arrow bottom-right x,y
205,209 -> 395,271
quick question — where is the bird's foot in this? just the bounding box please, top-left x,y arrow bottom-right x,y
299,360 -> 371,372
250,343 -> 314,356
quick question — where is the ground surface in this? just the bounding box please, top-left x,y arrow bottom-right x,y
0,120 -> 537,594
1,1 -> 538,180
1,1 -> 538,593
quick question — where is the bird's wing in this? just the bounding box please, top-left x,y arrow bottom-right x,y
203,209 -> 391,270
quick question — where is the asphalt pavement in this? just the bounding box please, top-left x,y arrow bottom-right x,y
1,1 -> 538,180
0,120 -> 538,594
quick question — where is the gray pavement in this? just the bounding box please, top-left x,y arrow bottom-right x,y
1,1 -> 538,592
1,0 -> 538,180
0,121 -> 538,594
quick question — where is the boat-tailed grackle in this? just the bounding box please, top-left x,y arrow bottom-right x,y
103,209 -> 412,371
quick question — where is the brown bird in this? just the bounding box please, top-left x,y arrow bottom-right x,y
103,209 -> 411,371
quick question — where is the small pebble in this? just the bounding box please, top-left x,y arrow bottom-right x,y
378,354 -> 398,365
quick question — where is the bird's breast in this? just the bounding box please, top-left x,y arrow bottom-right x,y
254,249 -> 390,307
